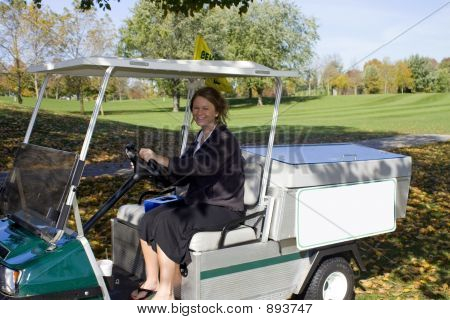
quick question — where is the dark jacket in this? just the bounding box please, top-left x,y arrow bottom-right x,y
168,124 -> 245,212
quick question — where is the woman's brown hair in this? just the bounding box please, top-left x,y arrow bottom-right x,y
190,87 -> 229,125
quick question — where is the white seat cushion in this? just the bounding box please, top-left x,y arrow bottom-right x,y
117,204 -> 145,226
189,225 -> 257,252
243,162 -> 262,206
117,204 -> 257,252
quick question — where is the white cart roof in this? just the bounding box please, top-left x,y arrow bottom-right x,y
28,56 -> 298,78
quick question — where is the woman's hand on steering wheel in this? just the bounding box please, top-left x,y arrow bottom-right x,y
138,148 -> 163,177
125,143 -> 171,187
125,144 -> 159,175
139,148 -> 157,163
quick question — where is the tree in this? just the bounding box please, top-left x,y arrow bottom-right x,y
119,0 -> 206,111
332,74 -> 349,95
435,69 -> 449,93
395,61 -> 413,94
440,57 -> 450,71
32,0 -> 115,11
57,6 -> 117,114
435,58 -> 450,93
32,0 -> 253,15
0,2 -> 70,103
127,79 -> 152,99
363,59 -> 382,94
0,0 -> 28,103
379,58 -> 396,94
120,0 -> 317,107
108,77 -> 129,100
224,0 -> 318,105
22,4 -> 61,97
346,69 -> 363,95
58,7 -> 116,59
0,74 -> 13,96
407,55 -> 437,93
321,56 -> 342,95
46,74 -> 64,99
298,65 -> 319,96
0,65 -> 34,97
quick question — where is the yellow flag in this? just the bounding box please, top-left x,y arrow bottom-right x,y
193,35 -> 233,93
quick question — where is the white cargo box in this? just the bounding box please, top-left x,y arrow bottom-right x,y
242,144 -> 412,248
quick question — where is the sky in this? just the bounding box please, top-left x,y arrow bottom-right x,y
43,0 -> 450,69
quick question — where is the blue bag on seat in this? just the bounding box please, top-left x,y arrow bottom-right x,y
144,195 -> 182,212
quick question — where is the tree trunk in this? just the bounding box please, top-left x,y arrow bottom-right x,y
17,74 -> 23,104
15,58 -> 23,104
79,93 -> 85,115
172,90 -> 180,112
77,83 -> 85,114
248,87 -> 253,99
34,74 -> 39,98
354,86 -> 357,95
401,86 -> 404,94
256,87 -> 264,106
100,95 -> 105,116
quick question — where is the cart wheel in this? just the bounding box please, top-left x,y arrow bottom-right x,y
304,257 -> 354,300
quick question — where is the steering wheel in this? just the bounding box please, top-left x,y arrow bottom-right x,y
125,143 -> 172,188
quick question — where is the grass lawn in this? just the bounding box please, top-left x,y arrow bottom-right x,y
1,92 -> 449,134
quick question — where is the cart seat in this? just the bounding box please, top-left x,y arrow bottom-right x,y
116,161 -> 262,252
117,204 -> 145,226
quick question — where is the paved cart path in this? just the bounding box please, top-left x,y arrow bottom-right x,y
356,134 -> 450,149
1,134 -> 449,183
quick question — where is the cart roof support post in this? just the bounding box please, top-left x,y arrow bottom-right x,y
180,84 -> 196,156
24,74 -> 49,143
79,66 -> 114,161
259,77 -> 283,207
64,67 -> 114,238
73,196 -> 84,238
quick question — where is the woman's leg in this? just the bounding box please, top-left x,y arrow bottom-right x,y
140,239 -> 159,290
136,204 -> 172,296
130,239 -> 159,299
152,244 -> 178,300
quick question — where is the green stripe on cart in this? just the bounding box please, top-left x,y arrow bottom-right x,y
200,252 -> 301,280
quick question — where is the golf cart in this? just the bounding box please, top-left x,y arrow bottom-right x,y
0,57 -> 412,300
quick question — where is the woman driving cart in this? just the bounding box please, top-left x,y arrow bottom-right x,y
132,87 -> 245,300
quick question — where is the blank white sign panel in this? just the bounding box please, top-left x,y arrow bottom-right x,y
296,179 -> 396,250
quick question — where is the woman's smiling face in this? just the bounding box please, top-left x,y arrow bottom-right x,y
192,96 -> 218,129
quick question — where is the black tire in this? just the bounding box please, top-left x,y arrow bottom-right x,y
304,257 -> 354,300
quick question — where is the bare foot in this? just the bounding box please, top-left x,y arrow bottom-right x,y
140,280 -> 159,292
152,291 -> 174,300
130,281 -> 159,300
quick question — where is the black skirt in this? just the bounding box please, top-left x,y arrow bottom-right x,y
138,201 -> 243,265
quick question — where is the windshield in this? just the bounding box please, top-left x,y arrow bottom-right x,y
1,144 -> 78,239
